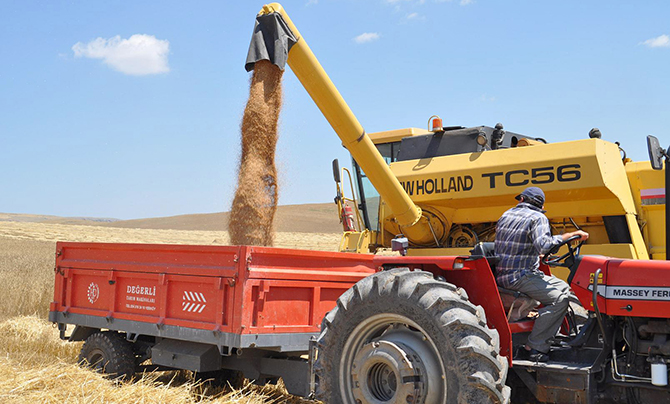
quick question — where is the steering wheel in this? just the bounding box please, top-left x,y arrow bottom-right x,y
541,234 -> 584,267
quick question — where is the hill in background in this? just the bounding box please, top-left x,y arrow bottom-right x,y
1,203 -> 342,234
102,203 -> 341,233
0,213 -> 116,225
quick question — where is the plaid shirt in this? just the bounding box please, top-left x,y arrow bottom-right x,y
494,202 -> 563,288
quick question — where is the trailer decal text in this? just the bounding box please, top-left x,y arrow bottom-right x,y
125,284 -> 157,312
127,285 -> 156,296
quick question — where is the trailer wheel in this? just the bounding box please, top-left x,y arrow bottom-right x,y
315,268 -> 510,404
78,331 -> 135,380
194,369 -> 245,390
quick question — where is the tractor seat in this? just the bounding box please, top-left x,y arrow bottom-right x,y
498,287 -> 529,299
470,242 -> 539,322
469,242 -> 499,275
498,286 -> 539,322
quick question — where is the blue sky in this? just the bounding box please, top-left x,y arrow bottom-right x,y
1,0 -> 669,219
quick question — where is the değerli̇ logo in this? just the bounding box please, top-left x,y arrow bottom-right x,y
87,282 -> 100,304
127,285 -> 156,296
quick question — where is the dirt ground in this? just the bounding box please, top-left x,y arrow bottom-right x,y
0,221 -> 339,403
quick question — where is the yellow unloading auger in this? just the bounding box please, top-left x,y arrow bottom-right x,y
245,3 -> 437,246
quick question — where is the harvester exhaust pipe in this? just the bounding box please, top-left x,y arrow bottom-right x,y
246,3 -> 437,245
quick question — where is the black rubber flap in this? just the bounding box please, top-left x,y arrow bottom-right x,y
245,12 -> 297,72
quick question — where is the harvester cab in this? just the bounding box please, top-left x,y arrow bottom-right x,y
332,158 -> 372,252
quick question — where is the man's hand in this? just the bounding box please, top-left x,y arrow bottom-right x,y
562,230 -> 589,242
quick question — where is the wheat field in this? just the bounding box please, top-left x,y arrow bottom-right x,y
0,221 -> 341,403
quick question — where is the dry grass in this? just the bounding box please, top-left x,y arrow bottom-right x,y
0,223 -> 339,403
0,317 -> 308,404
0,238 -> 55,320
0,221 -> 340,252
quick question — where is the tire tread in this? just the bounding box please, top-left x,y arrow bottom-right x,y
315,268 -> 510,404
78,331 -> 135,380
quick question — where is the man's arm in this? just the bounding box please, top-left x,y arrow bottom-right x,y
561,230 -> 589,242
532,216 -> 590,255
531,216 -> 564,254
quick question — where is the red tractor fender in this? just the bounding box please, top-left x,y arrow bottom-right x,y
569,255 -> 609,314
375,255 -> 513,364
570,255 -> 670,318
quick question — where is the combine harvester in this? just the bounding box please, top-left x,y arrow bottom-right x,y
50,4 -> 670,403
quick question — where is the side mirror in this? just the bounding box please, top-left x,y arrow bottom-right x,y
647,135 -> 665,171
332,159 -> 341,183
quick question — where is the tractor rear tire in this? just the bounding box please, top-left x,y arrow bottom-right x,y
78,331 -> 135,381
315,268 -> 510,404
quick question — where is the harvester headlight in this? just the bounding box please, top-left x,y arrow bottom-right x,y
476,132 -> 488,146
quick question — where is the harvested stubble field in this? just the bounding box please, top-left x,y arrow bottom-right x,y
0,220 -> 340,403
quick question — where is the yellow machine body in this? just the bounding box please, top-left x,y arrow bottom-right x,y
625,161 -> 665,260
357,128 -> 665,279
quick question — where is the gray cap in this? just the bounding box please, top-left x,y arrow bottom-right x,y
515,186 -> 545,207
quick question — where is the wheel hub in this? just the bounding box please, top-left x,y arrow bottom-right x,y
351,340 -> 427,404
88,348 -> 107,371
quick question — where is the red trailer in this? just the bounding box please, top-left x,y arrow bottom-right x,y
49,242 -> 378,395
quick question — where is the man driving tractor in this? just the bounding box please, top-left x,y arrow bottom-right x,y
495,186 -> 589,362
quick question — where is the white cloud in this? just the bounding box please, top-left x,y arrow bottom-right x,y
72,34 -> 170,76
480,94 -> 496,102
435,0 -> 473,4
404,12 -> 426,22
306,0 -> 318,5
354,32 -> 381,44
385,0 -> 425,5
641,34 -> 670,48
